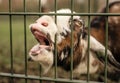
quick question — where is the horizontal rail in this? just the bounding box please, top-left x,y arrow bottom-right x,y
0,73 -> 103,83
0,12 -> 120,16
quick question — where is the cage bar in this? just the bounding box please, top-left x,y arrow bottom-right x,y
9,0 -> 14,83
38,1 -> 42,83
23,0 -> 28,83
0,73 -> 104,83
0,12 -> 120,16
0,0 -> 120,83
70,0 -> 74,80
87,0 -> 90,82
104,0 -> 109,83
54,0 -> 58,81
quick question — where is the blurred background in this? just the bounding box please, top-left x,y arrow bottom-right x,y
0,0 -> 119,12
0,0 -> 119,83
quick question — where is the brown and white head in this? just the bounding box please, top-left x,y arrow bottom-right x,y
28,9 -> 120,77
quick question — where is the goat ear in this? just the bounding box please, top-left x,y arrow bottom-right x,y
89,36 -> 120,70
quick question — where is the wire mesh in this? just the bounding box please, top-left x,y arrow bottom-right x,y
0,0 -> 120,83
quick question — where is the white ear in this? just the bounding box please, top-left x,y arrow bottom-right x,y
89,36 -> 120,70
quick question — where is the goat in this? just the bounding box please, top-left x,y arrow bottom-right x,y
28,9 -> 120,82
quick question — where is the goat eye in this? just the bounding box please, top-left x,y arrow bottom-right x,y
69,18 -> 83,29
73,19 -> 83,27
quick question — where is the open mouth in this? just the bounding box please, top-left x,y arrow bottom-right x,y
31,27 -> 52,49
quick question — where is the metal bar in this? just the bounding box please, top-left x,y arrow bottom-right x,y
23,0 -> 28,83
9,0 -> 14,82
54,0 -> 58,80
0,73 -> 104,83
0,12 -> 119,16
70,0 -> 74,80
104,0 -> 109,83
38,0 -> 42,83
54,0 -> 57,11
54,34 -> 58,80
39,0 -> 42,12
87,0 -> 90,82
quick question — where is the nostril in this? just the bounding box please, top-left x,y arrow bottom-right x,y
30,24 -> 38,32
31,27 -> 35,32
41,22 -> 48,27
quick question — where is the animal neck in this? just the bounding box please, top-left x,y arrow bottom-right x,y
52,33 -> 84,71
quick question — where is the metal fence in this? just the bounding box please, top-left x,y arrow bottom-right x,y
0,0 -> 119,83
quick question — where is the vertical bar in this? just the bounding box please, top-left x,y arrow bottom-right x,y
54,0 -> 57,80
54,34 -> 57,79
39,0 -> 42,12
39,65 -> 42,83
23,0 -> 27,83
54,0 -> 57,11
9,0 -> 14,82
38,0 -> 42,83
105,0 -> 109,83
87,0 -> 90,82
70,0 -> 74,80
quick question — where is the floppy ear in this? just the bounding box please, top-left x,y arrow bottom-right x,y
89,36 -> 120,70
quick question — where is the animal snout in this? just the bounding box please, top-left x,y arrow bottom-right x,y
30,21 -> 48,29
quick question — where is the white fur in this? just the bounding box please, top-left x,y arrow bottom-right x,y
29,44 -> 54,74
29,15 -> 58,43
90,36 -> 113,59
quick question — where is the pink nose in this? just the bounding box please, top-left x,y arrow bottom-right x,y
31,21 -> 48,29
30,24 -> 39,32
30,21 -> 49,32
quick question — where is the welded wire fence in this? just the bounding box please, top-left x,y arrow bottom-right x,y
0,0 -> 120,83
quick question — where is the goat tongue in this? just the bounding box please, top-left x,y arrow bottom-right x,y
29,44 -> 51,56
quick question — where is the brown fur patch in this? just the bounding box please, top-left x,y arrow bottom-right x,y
56,32 -> 83,71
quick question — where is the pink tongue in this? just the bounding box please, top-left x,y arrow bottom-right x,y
30,44 -> 40,54
29,44 -> 50,55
